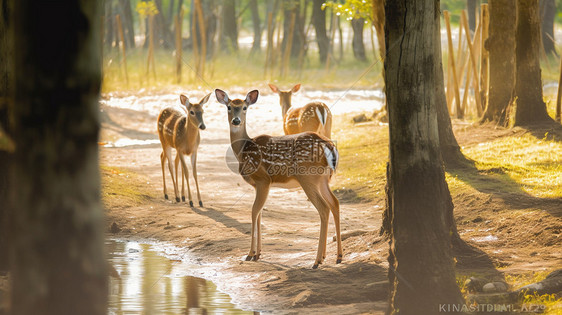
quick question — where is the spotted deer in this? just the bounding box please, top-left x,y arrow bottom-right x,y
268,83 -> 332,138
215,89 -> 342,269
157,93 -> 210,207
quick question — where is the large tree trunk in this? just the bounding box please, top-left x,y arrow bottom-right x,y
351,17 -> 367,62
250,0 -> 262,54
480,0 -> 515,126
10,1 -> 107,314
384,0 -> 464,313
540,0 -> 557,57
153,0 -> 174,48
118,0 -> 135,49
513,0 -> 554,126
221,0 -> 238,52
312,0 -> 328,64
0,0 -> 13,273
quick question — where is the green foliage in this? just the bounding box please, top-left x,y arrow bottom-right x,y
323,0 -> 373,22
136,1 -> 158,17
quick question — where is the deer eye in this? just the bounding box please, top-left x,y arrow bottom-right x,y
227,106 -> 232,111
190,111 -> 195,115
243,106 -> 247,111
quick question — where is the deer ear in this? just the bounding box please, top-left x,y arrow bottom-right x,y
291,84 -> 301,93
200,93 -> 211,105
215,89 -> 230,106
180,94 -> 189,105
245,90 -> 259,106
268,83 -> 279,93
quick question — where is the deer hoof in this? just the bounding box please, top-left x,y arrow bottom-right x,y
182,196 -> 185,202
252,254 -> 260,261
189,200 -> 194,207
199,201 -> 203,207
336,259 -> 342,264
245,255 -> 253,261
175,197 -> 181,202
164,194 -> 169,200
312,263 -> 319,269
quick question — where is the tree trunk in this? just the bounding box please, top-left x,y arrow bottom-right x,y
513,0 -> 554,126
384,0 -> 464,313
540,0 -> 557,57
282,1 -> 303,59
0,0 -> 13,273
153,0 -> 174,48
250,0 -> 262,54
118,0 -> 135,49
372,0 -> 385,59
467,0 -> 479,32
10,1 -> 107,314
480,0 -> 515,125
312,0 -> 328,64
104,0 -> 115,48
351,17 -> 367,62
221,0 -> 238,52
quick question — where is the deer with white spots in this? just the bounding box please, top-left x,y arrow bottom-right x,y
215,89 -> 342,269
157,93 -> 210,207
268,83 -> 332,139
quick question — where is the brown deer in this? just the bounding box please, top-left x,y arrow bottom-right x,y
215,89 -> 342,269
157,93 -> 210,207
268,83 -> 332,138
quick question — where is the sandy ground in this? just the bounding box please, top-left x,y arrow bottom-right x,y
99,89 -> 561,314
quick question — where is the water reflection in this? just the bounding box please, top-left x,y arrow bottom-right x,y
107,240 -> 254,314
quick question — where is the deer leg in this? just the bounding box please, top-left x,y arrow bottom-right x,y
165,147 -> 180,202
300,180 -> 330,269
174,154 -> 185,202
160,152 -> 168,200
178,154 -> 193,207
247,184 -> 269,261
321,180 -> 342,263
190,152 -> 203,207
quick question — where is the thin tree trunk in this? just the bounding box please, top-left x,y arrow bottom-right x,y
282,0 -> 303,59
467,0 -> 479,32
312,0 -> 328,64
118,0 -> 135,49
480,0 -> 515,125
351,17 -> 367,62
372,0 -> 385,59
105,0 -> 115,48
10,1 -> 107,314
154,0 -> 174,48
513,0 -> 555,126
221,0 -> 238,52
250,0 -> 262,54
384,0 -> 464,313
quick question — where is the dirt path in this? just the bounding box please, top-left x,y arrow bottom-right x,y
100,91 -> 389,314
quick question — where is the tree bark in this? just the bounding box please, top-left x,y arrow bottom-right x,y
250,0 -> 262,54
372,0 -> 385,59
153,0 -> 174,48
351,17 -> 367,62
0,0 -> 13,273
10,1 -> 107,314
104,0 -> 115,48
513,0 -> 554,126
118,0 -> 135,49
540,0 -> 557,57
384,0 -> 464,313
221,0 -> 238,52
480,0 -> 515,126
312,0 -> 328,64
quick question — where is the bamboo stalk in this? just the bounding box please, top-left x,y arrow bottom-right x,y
554,56 -> 562,122
461,10 -> 482,116
455,13 -> 465,86
116,14 -> 129,85
444,11 -> 462,118
480,4 -> 490,112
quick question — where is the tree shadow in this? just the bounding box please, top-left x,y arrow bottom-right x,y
521,120 -> 562,143
190,205 -> 251,235
100,106 -> 158,141
446,157 -> 562,218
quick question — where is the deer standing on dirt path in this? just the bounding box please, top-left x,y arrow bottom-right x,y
268,83 -> 332,139
157,93 -> 210,207
215,89 -> 342,269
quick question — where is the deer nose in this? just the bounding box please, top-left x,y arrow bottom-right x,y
231,117 -> 241,126
199,123 -> 206,130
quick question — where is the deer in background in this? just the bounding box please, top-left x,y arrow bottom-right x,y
215,89 -> 342,269
157,93 -> 210,207
268,83 -> 332,139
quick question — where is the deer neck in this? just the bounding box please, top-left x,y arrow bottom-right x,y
281,95 -> 292,118
229,123 -> 250,155
185,116 -> 200,143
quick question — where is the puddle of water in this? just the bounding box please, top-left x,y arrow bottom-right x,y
107,239 -> 254,315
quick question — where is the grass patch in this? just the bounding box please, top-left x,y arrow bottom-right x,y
101,47 -> 383,93
100,165 -> 155,209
